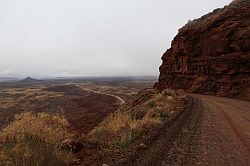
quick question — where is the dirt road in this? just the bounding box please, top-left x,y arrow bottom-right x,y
74,85 -> 126,104
120,94 -> 250,166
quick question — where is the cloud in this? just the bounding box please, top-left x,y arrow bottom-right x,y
0,0 -> 232,77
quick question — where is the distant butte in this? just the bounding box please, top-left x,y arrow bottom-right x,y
20,76 -> 39,82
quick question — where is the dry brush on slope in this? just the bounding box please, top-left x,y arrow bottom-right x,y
88,89 -> 187,149
0,112 -> 76,166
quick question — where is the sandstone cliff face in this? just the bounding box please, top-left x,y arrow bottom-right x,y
154,0 -> 250,100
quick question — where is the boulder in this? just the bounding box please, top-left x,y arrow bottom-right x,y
61,139 -> 84,153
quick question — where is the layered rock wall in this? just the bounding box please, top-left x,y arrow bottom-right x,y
154,0 -> 250,100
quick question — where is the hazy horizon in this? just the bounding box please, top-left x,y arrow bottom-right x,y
0,0 -> 232,77
0,75 -> 158,80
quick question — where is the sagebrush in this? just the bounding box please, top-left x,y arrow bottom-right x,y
88,89 -> 186,148
0,112 -> 75,166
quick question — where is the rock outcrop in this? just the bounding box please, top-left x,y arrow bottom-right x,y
154,0 -> 250,100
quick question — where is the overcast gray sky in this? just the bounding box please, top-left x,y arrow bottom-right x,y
0,0 -> 232,78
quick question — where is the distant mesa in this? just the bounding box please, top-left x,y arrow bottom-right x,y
20,76 -> 39,82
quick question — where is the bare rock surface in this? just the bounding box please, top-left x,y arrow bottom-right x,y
154,0 -> 250,100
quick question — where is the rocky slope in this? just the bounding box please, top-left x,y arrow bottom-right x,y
154,0 -> 250,100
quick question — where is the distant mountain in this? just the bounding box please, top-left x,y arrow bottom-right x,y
20,77 -> 39,82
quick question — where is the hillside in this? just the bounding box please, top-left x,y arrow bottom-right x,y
154,0 -> 250,100
1,1 -> 249,166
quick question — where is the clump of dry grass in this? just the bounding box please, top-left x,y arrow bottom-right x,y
88,111 -> 161,147
0,112 -> 75,166
88,89 -> 186,148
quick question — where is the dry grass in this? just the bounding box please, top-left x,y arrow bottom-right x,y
0,112 -> 75,166
88,89 -> 185,148
0,87 -> 63,110
88,111 -> 161,147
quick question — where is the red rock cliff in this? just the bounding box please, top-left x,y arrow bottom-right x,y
154,0 -> 250,100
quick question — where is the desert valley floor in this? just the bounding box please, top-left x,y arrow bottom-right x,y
0,77 -> 155,135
